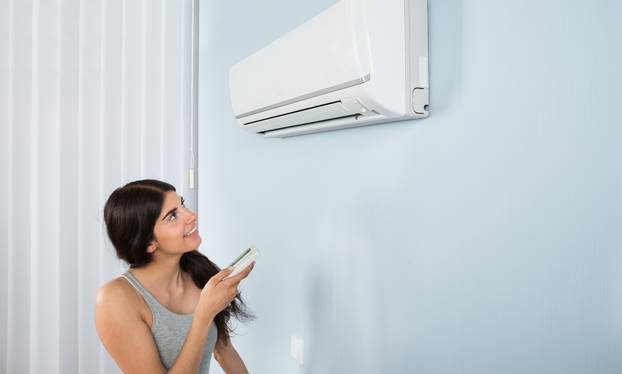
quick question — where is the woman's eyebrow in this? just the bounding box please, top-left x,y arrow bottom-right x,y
162,207 -> 177,221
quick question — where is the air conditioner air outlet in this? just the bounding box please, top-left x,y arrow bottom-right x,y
241,99 -> 367,134
258,113 -> 362,135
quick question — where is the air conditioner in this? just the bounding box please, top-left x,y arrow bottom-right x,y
228,0 -> 429,138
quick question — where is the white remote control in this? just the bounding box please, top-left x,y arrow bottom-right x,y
225,245 -> 258,279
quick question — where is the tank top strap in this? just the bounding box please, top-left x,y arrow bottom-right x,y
122,271 -> 167,317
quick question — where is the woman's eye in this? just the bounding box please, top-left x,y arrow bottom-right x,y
169,212 -> 177,221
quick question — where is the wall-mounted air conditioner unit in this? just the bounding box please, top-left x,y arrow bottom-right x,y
228,0 -> 429,138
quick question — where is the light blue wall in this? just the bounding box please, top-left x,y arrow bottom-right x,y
198,1 -> 622,373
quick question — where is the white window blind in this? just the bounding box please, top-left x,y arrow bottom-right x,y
0,0 -> 198,373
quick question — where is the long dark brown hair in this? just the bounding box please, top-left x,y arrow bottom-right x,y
103,179 -> 253,346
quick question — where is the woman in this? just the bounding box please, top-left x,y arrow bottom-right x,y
95,179 -> 254,373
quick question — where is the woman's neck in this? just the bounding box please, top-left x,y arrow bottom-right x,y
131,254 -> 188,294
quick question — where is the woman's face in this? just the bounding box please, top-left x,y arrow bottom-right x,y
149,191 -> 202,255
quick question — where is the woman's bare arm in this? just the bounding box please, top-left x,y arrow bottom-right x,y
214,342 -> 249,374
95,280 -> 170,373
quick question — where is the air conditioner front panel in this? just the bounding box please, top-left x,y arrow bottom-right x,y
229,0 -> 371,117
227,0 -> 429,138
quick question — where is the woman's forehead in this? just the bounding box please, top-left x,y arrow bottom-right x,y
160,191 -> 181,211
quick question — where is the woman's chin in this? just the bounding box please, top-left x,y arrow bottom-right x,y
184,236 -> 202,247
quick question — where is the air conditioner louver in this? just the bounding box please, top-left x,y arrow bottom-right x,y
241,100 -> 367,133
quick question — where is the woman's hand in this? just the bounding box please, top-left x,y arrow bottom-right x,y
195,263 -> 255,323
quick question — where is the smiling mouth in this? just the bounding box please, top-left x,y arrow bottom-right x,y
184,226 -> 198,237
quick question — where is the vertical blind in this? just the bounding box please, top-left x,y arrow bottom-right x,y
0,0 -> 198,373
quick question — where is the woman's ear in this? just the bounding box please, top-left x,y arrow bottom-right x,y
147,240 -> 159,254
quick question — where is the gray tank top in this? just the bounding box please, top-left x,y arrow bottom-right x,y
122,271 -> 218,373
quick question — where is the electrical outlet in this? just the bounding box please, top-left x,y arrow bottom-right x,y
290,335 -> 304,365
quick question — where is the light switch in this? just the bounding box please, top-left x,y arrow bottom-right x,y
290,335 -> 304,365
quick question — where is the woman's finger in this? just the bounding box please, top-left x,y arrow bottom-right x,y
223,262 -> 255,285
207,267 -> 234,286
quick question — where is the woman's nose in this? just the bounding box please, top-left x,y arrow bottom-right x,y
183,207 -> 197,222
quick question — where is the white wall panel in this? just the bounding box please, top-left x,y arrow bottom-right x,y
58,1 -> 80,371
163,0 -> 184,198
8,0 -> 33,371
32,0 -> 61,371
0,0 -> 12,370
0,0 -> 197,372
180,0 -> 195,208
144,0 -> 163,179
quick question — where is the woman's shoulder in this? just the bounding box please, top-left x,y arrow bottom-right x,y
95,275 -> 150,322
96,276 -> 133,303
